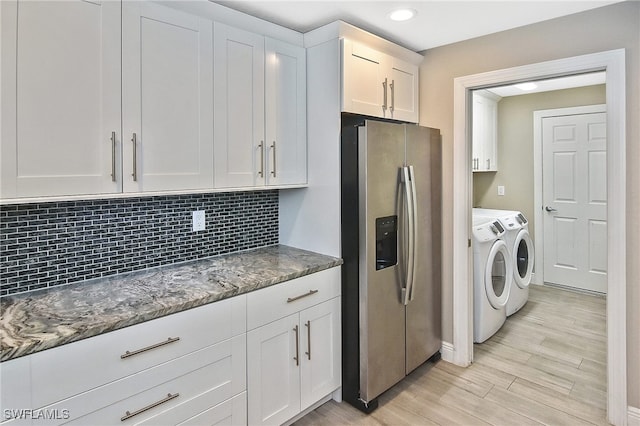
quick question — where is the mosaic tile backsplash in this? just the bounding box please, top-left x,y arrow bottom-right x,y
0,191 -> 279,295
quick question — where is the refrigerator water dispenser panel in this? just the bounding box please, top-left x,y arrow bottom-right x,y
376,216 -> 398,270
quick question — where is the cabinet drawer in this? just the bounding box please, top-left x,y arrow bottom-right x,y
30,295 -> 246,409
155,392 -> 246,426
247,267 -> 340,330
42,334 -> 246,425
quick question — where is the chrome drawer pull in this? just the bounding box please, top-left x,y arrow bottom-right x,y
120,337 -> 180,359
286,289 -> 319,303
131,133 -> 138,182
293,325 -> 300,366
305,320 -> 311,360
110,131 -> 116,182
121,393 -> 179,421
258,141 -> 264,177
270,141 -> 277,177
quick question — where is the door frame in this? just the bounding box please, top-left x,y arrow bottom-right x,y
533,104 -> 607,288
451,49 -> 626,425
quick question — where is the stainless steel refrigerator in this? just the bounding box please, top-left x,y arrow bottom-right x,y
341,114 -> 442,413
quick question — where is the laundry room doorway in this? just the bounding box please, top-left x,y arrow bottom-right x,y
452,49 -> 627,425
534,105 -> 608,294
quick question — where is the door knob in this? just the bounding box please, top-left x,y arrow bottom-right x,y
545,206 -> 557,212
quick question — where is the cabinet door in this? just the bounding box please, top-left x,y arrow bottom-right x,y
299,297 -> 341,411
247,314 -> 300,425
265,38 -> 307,186
341,39 -> 387,119
472,91 -> 498,172
122,2 -> 214,193
214,23 -> 265,188
1,0 -> 120,199
389,57 -> 419,123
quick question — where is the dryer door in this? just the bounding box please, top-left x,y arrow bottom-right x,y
485,240 -> 512,309
513,230 -> 534,289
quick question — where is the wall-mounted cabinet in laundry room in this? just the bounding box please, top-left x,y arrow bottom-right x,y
0,1 -> 215,200
472,90 -> 501,172
213,23 -> 307,189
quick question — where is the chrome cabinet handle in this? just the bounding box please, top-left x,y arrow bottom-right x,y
382,78 -> 388,111
120,337 -> 180,359
258,141 -> 264,177
121,393 -> 179,421
110,131 -> 116,182
270,141 -> 276,177
286,289 -> 318,303
131,133 -> 138,182
487,159 -> 491,170
390,79 -> 395,112
545,206 -> 557,212
293,325 -> 299,366
305,320 -> 311,360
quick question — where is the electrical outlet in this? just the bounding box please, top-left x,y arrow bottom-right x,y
192,210 -> 205,231
497,185 -> 505,196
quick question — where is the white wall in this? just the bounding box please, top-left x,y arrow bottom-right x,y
419,1 -> 639,406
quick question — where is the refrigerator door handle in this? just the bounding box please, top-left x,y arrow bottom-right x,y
402,166 -> 415,306
408,165 -> 418,301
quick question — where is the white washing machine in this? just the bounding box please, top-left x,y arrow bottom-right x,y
474,208 -> 534,316
472,216 -> 513,343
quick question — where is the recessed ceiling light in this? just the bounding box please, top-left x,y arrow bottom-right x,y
515,82 -> 538,91
389,8 -> 417,22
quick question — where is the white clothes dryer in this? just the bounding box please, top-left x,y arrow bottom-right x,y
473,208 -> 534,316
472,216 -> 513,343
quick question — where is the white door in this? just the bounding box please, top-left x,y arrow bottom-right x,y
264,38 -> 307,186
1,0 -> 121,198
388,57 -> 419,123
542,111 -> 607,293
214,23 -> 265,188
341,39 -> 387,119
122,2 -> 214,193
299,297 -> 341,411
247,314 -> 300,426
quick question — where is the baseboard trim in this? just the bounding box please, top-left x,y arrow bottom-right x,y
628,406 -> 640,426
441,341 -> 455,363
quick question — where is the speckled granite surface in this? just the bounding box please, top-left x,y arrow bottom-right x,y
0,245 -> 342,362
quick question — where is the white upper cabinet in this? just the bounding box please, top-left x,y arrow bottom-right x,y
342,39 -> 419,123
213,23 -> 265,188
1,0 -> 121,199
214,25 -> 307,189
472,90 -> 500,172
122,2 -> 214,192
388,56 -> 419,123
1,1 -> 306,201
265,38 -> 307,186
341,40 -> 387,119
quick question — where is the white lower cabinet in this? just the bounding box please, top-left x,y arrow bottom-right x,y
0,268 -> 340,426
60,335 -> 245,425
247,267 -> 341,425
0,296 -> 247,426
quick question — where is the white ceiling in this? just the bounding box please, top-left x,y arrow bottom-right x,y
213,0 -> 620,52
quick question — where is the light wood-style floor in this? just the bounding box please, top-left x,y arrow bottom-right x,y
295,284 -> 608,425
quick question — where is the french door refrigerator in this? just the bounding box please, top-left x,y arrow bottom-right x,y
341,114 -> 442,413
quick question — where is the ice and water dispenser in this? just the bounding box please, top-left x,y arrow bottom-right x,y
375,216 -> 397,270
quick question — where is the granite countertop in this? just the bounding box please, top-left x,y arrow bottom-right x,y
0,245 -> 342,362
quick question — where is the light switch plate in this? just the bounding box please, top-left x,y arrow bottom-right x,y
192,210 -> 205,231
497,185 -> 505,196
